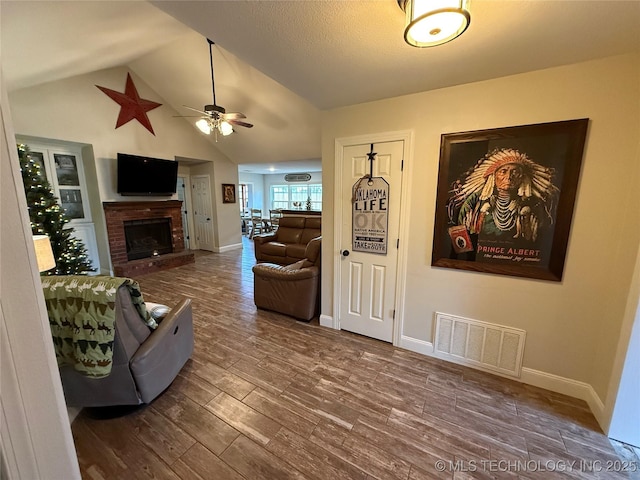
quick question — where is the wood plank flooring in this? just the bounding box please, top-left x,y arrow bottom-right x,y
71,238 -> 638,479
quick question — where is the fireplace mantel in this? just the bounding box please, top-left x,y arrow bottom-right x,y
103,201 -> 194,276
103,200 -> 183,212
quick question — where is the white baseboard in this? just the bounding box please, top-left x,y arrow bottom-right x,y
520,367 -> 606,425
215,243 -> 243,253
399,335 -> 434,355
319,314 -> 335,329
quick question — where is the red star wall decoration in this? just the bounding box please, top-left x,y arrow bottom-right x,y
96,73 -> 162,135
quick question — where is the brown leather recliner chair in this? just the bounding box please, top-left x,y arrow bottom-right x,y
252,236 -> 321,321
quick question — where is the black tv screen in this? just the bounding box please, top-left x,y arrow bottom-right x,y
117,153 -> 178,196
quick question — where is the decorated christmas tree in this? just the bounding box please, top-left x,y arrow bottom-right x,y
17,144 -> 94,275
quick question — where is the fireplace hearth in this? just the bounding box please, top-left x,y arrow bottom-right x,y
103,201 -> 194,276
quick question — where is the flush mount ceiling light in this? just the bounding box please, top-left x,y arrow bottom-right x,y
398,0 -> 470,47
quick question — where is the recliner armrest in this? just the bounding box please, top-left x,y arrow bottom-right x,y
252,263 -> 319,280
254,233 -> 277,244
130,298 -> 194,402
132,298 -> 192,364
304,236 -> 321,266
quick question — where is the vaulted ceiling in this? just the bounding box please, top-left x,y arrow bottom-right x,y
2,1 -> 639,173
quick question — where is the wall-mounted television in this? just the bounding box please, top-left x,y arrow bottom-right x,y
117,153 -> 179,196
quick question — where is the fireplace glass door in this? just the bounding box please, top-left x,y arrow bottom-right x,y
124,218 -> 173,261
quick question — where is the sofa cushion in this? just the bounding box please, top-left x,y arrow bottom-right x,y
260,241 -> 288,257
305,218 -> 321,230
287,243 -> 308,260
301,227 -> 321,244
282,259 -> 306,271
278,217 -> 306,229
145,302 -> 170,322
277,227 -> 303,244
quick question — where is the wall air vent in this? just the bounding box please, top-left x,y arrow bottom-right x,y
284,173 -> 311,183
434,312 -> 526,378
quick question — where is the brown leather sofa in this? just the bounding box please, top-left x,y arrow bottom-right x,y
254,216 -> 321,265
252,237 -> 321,321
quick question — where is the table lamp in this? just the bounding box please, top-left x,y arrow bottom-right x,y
32,235 -> 56,272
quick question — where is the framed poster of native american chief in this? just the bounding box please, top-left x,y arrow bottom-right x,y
432,119 -> 588,281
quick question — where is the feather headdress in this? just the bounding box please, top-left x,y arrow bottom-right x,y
449,148 -> 558,209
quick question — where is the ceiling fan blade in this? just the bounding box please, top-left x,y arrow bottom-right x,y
229,119 -> 253,128
173,115 -> 202,118
221,112 -> 246,120
182,105 -> 211,116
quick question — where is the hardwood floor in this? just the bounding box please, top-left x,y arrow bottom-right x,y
71,238 -> 638,479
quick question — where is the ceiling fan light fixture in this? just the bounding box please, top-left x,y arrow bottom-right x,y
398,0 -> 470,47
184,38 -> 252,139
219,120 -> 234,136
195,117 -> 233,137
196,118 -> 212,134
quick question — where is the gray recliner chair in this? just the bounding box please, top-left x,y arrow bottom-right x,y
45,277 -> 194,407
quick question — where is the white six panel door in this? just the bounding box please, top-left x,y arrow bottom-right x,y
339,141 -> 404,342
192,175 -> 215,251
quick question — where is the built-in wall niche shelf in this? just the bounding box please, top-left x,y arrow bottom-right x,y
21,142 -> 91,222
16,138 -> 100,273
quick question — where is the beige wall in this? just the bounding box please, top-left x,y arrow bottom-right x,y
321,54 -> 640,404
212,159 -> 244,249
188,161 -> 243,250
8,67 -> 241,263
2,84 -> 80,478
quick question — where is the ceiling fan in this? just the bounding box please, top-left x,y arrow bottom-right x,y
178,38 -> 253,140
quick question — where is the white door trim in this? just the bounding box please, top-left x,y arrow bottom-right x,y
177,174 -> 194,250
333,130 -> 414,347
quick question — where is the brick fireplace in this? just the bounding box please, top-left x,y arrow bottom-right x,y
103,201 -> 195,276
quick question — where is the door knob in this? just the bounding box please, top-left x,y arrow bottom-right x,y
206,217 -> 211,221
341,250 -> 350,257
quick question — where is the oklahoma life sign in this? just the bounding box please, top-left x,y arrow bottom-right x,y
352,177 -> 389,255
